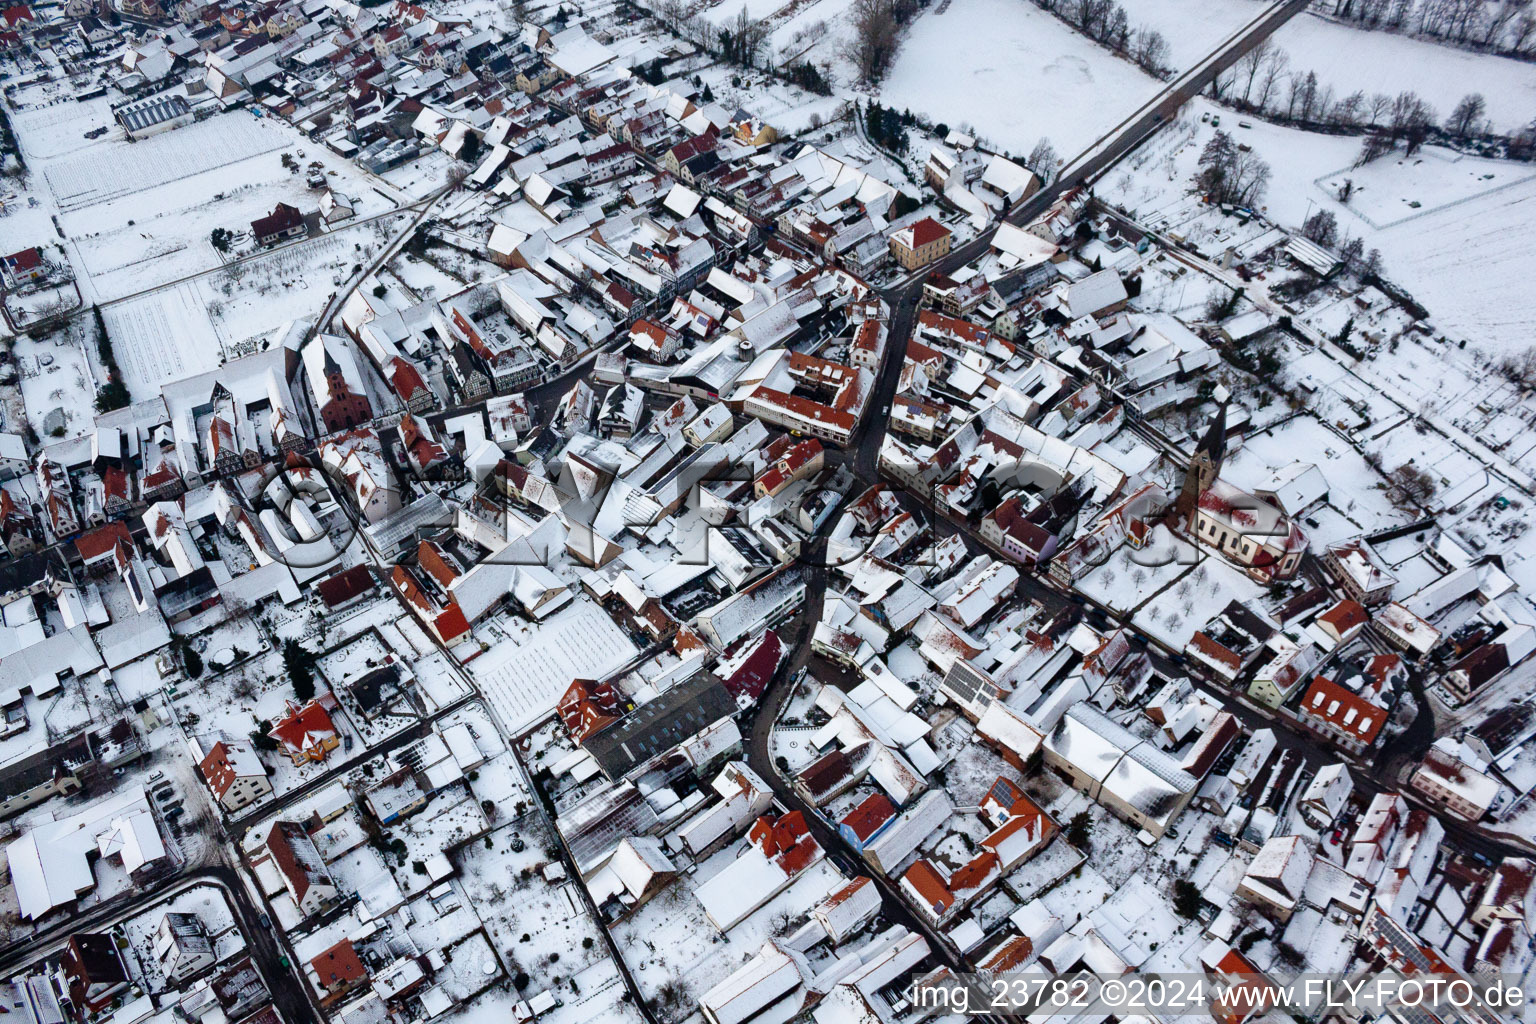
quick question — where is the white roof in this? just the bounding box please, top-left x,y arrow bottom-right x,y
699,942 -> 801,1024
662,183 -> 703,218
694,846 -> 790,931
1066,268 -> 1127,319
9,785 -> 166,919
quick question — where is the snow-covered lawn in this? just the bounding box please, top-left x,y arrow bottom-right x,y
881,0 -> 1161,156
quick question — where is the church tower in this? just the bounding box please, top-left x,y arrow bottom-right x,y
1177,399 -> 1227,521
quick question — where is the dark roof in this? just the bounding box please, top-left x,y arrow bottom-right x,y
116,93 -> 190,132
0,551 -> 59,597
581,672 -> 736,780
796,748 -> 853,799
314,564 -> 375,608
347,664 -> 400,712
1194,400 -> 1228,466
0,733 -> 91,804
63,933 -> 128,985
251,203 -> 303,239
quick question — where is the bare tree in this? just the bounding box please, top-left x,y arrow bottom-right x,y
1234,38 -> 1275,105
1027,137 -> 1061,183
1253,46 -> 1289,112
1447,92 -> 1486,138
847,0 -> 898,83
1303,209 -> 1339,247
1366,91 -> 1393,126
1130,27 -> 1169,72
1332,90 -> 1367,127
1388,90 -> 1437,154
1511,11 -> 1536,52
1498,346 -> 1536,388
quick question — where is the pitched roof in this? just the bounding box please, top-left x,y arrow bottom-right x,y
839,793 -> 896,842
267,699 -> 337,758
310,938 -> 367,987
1300,677 -> 1385,745
315,565 -> 375,608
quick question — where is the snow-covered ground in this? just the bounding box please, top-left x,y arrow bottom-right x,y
1113,0 -> 1260,68
1113,0 -> 1536,130
881,0 -> 1162,156
1076,525 -> 1266,648
1268,12 -> 1536,132
1113,98 -> 1536,353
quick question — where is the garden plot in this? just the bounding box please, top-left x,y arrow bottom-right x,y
470,599 -> 638,735
102,282 -> 223,399
882,0 -> 1161,156
11,322 -> 96,440
64,143 -> 403,302
1225,414 -> 1408,540
455,814 -> 611,995
43,114 -> 288,213
691,62 -> 843,135
612,852 -> 844,1016
206,216 -> 404,356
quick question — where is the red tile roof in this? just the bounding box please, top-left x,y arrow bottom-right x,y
314,565 -> 375,608
268,699 -> 337,759
902,859 -> 954,915
839,793 -> 896,842
75,521 -> 131,562
1300,676 -> 1386,745
310,939 -> 366,988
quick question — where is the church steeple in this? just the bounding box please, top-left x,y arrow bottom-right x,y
1177,393 -> 1228,520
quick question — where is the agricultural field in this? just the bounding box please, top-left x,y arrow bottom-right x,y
882,0 -> 1162,156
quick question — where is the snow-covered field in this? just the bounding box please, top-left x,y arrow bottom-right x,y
1268,12 -> 1536,132
881,0 -> 1161,156
1113,0 -> 1536,130
1114,0 -> 1261,68
43,115 -> 288,212
103,282 -> 224,397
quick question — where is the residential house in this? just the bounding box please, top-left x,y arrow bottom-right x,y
889,218 -> 951,271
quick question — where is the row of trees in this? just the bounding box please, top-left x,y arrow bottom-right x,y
1209,40 -> 1527,165
1028,0 -> 1172,75
1327,0 -> 1536,56
92,305 -> 130,412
